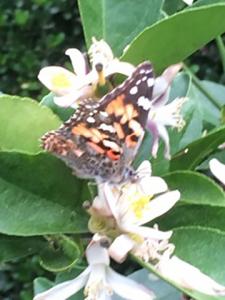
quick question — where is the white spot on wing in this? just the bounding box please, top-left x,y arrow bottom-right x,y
87,116 -> 95,123
99,123 -> 116,133
103,140 -> 120,152
136,79 -> 141,85
147,78 -> 154,87
129,119 -> 143,135
137,96 -> 151,110
130,86 -> 138,95
142,76 -> 147,81
100,111 -> 109,118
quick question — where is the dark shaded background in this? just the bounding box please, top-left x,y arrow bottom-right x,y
0,0 -> 84,100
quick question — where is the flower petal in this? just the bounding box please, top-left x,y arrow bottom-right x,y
138,176 -> 168,196
86,241 -> 110,266
152,76 -> 170,106
136,160 -> 152,177
65,48 -> 87,76
152,63 -> 182,106
107,267 -> 155,300
146,120 -> 160,158
157,256 -> 225,296
182,0 -> 194,5
209,158 -> 225,185
157,124 -> 171,160
33,267 -> 90,300
124,224 -> 172,240
53,85 -> 93,107
136,190 -> 180,225
161,63 -> 183,85
109,234 -> 135,263
38,66 -> 78,95
105,60 -> 135,77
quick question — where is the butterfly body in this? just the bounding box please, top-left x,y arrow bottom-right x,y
42,62 -> 154,183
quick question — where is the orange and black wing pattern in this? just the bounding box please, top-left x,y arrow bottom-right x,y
42,62 -> 154,183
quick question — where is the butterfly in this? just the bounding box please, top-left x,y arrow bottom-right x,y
42,61 -> 154,183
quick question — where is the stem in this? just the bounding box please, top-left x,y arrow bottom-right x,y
216,36 -> 225,75
183,64 -> 221,109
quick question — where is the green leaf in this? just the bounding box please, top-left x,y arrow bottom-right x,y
163,171 -> 225,206
183,80 -> 225,130
0,95 -> 61,154
154,171 -> 225,232
78,0 -> 164,55
122,4 -> 225,74
14,9 -> 29,26
33,277 -> 54,295
0,235 -> 44,263
197,151 -> 225,170
40,235 -> 81,272
170,126 -> 225,171
163,0 -> 185,15
155,171 -> 225,232
169,72 -> 191,101
0,152 -> 88,236
40,93 -> 75,121
114,269 -> 181,300
171,227 -> 225,300
193,0 -> 225,8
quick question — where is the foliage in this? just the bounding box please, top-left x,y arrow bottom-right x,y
1,0 -> 225,299
0,0 -> 84,99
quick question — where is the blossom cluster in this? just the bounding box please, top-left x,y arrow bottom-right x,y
35,38 -> 225,300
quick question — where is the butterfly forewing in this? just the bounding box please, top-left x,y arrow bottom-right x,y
42,61 -> 154,183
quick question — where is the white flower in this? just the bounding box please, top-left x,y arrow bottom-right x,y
38,38 -> 134,108
209,158 -> 225,185
156,255 -> 225,296
99,160 -> 180,263
88,37 -> 135,80
146,64 -> 187,159
33,241 -> 154,300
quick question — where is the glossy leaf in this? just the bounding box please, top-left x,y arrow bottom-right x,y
163,171 -> 225,206
122,4 -> 225,74
78,0 -> 163,55
40,235 -> 81,272
114,269 -> 181,300
163,0 -> 185,15
33,278 -> 54,296
0,235 -> 45,263
197,151 -> 225,170
155,171 -> 225,232
171,227 -> 225,300
193,0 -> 225,7
156,170 -> 225,231
0,95 -> 61,154
0,152 -> 88,236
40,93 -> 75,122
170,126 -> 225,171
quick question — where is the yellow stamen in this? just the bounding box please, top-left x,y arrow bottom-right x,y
98,70 -> 106,86
51,73 -> 71,88
129,233 -> 144,243
131,195 -> 150,219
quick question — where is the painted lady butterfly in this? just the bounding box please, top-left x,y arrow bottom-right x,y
42,62 -> 154,183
